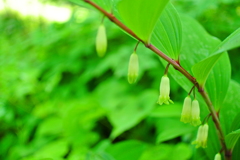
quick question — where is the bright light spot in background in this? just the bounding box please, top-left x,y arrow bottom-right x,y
0,0 -> 87,23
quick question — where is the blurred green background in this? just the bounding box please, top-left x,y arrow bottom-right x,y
0,0 -> 240,160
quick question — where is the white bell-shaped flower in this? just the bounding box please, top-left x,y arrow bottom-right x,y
96,24 -> 107,57
191,99 -> 201,126
128,52 -> 139,84
157,75 -> 173,105
180,96 -> 192,123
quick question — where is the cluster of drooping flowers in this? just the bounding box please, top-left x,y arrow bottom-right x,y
155,64 -> 211,150
181,96 -> 201,126
178,87 -> 211,149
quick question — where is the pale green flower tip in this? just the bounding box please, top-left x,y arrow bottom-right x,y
191,141 -> 207,148
127,52 -> 139,84
96,24 -> 107,57
180,115 -> 191,123
214,153 -> 221,160
191,119 -> 201,126
128,74 -> 138,84
157,95 -> 173,105
157,95 -> 164,105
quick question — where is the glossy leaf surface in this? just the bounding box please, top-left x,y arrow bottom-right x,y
191,28 -> 240,96
69,0 -> 113,12
226,129 -> 240,149
117,0 -> 169,43
151,3 -> 182,60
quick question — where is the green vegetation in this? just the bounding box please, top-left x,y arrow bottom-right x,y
0,0 -> 240,160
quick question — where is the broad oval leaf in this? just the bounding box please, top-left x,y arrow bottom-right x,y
139,143 -> 192,160
214,27 -> 240,54
151,3 -> 182,60
105,140 -> 148,160
155,118 -> 195,143
191,53 -> 223,87
191,28 -> 240,97
204,53 -> 231,110
150,103 -> 182,118
226,129 -> 240,150
117,0 -> 169,43
94,79 -> 157,139
219,80 -> 240,159
220,80 -> 240,135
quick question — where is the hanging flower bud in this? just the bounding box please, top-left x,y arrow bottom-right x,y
180,96 -> 192,123
214,153 -> 221,160
192,124 -> 209,148
157,75 -> 173,105
96,24 -> 107,57
191,99 -> 201,126
128,52 -> 139,84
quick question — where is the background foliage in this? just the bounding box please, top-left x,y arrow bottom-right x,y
0,0 -> 240,160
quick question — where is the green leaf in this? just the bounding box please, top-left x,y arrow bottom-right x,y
108,90 -> 157,139
155,118 -> 195,143
230,113 -> 240,132
117,0 -> 169,43
86,151 -> 116,160
139,143 -> 192,160
69,0 -> 113,12
214,27 -> 240,54
218,80 -> 240,158
151,3 -> 182,60
150,103 -> 182,118
202,53 -> 231,110
232,141 -> 240,160
94,79 -> 157,139
191,27 -> 239,90
220,80 -> 240,134
191,53 -> 223,86
33,140 -> 68,159
226,129 -> 240,149
105,140 -> 148,160
92,0 -> 113,12
170,143 -> 192,160
164,14 -> 222,93
139,144 -> 173,160
191,28 -> 240,96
